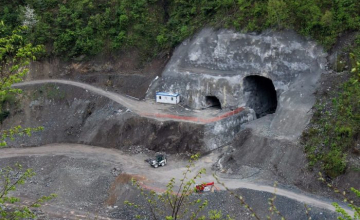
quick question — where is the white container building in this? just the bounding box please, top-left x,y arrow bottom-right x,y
156,92 -> 180,104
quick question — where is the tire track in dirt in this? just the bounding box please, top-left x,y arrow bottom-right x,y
13,79 -> 244,124
0,144 -> 354,217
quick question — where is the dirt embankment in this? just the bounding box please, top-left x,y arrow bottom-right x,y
1,83 -> 203,154
301,70 -> 360,198
27,52 -> 169,100
1,30 -> 357,220
216,70 -> 360,205
218,127 -> 324,195
0,145 -> 341,220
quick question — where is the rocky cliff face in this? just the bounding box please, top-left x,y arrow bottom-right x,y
27,52 -> 168,100
148,28 -> 327,139
2,28 -> 346,204
4,29 -> 329,152
2,84 -> 204,153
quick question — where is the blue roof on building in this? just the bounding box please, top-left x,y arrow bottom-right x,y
156,92 -> 179,97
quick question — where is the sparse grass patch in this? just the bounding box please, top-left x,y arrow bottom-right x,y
0,93 -> 17,124
32,84 -> 66,100
302,58 -> 360,178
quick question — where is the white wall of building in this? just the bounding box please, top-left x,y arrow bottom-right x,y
156,93 -> 180,104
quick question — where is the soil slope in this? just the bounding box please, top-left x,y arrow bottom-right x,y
0,144 -> 347,219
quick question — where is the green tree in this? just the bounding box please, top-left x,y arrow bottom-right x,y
126,154 -> 261,220
319,173 -> 360,220
125,154 -> 211,220
0,21 -> 44,146
0,163 -> 56,220
0,21 -> 54,219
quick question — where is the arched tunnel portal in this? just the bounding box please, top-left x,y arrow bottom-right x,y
243,75 -> 277,118
205,96 -> 221,109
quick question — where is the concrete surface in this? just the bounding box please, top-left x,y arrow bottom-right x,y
147,28 -> 327,140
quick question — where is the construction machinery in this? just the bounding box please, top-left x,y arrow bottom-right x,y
149,154 -> 167,168
195,182 -> 215,192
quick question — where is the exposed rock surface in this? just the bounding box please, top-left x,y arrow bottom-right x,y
2,84 -> 204,153
3,80 -> 258,152
148,28 -> 327,140
27,52 -> 168,100
0,146 -> 340,220
1,28 -> 352,219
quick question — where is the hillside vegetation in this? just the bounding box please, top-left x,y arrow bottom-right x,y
303,58 -> 360,178
1,0 -> 360,178
0,0 -> 360,60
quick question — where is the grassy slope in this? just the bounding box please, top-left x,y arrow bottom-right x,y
302,71 -> 360,177
302,39 -> 360,178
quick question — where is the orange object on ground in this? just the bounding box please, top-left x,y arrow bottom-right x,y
195,182 -> 215,192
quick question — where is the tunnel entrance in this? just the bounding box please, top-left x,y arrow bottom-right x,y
205,96 -> 221,109
243,75 -> 277,118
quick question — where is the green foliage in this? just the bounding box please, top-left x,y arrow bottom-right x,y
350,53 -> 360,83
208,210 -> 234,220
0,22 -> 44,146
125,154 -> 210,220
267,0 -> 290,29
0,93 -> 15,124
0,163 -> 57,220
303,54 -> 360,177
0,22 -> 52,218
0,22 -> 44,99
0,125 -> 43,147
319,173 -> 360,219
127,155 -> 360,220
1,0 -> 360,59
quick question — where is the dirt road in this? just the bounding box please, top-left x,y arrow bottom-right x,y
13,79 -> 245,124
14,79 -> 162,116
0,144 -> 354,217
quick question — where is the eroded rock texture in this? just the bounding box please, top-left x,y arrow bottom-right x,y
148,28 -> 327,139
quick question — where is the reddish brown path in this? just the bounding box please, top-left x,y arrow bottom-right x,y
141,106 -> 244,123
14,79 -> 244,124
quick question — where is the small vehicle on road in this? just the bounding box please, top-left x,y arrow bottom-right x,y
149,154 -> 167,168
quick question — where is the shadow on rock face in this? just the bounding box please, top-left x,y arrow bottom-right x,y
205,95 -> 222,109
243,75 -> 277,118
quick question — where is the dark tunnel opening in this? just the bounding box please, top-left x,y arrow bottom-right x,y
205,96 -> 222,109
243,75 -> 277,118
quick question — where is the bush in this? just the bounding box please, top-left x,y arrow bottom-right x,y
2,0 -> 360,59
303,54 -> 360,177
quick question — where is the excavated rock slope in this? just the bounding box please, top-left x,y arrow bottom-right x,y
0,28 -> 349,219
148,28 -> 327,140
2,84 -> 203,153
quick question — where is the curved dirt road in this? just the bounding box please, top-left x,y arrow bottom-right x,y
9,80 -> 355,217
14,79 -> 157,116
13,79 -> 244,124
0,144 -> 354,217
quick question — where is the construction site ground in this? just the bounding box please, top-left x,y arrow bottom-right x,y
1,72 -> 357,219
14,79 -> 245,124
0,144 -> 349,219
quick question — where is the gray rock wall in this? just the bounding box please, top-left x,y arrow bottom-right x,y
204,108 -> 256,151
2,82 -> 255,153
2,84 -> 204,153
147,28 -> 326,111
